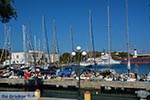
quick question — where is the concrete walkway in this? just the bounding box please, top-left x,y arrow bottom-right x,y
39,97 -> 77,100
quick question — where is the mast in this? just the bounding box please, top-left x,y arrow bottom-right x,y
70,24 -> 74,63
7,27 -> 12,68
52,18 -> 59,63
38,39 -> 40,51
22,24 -> 27,65
107,0 -> 111,65
42,16 -> 51,63
70,24 -> 74,52
42,16 -> 47,53
27,22 -> 33,50
89,9 -> 96,64
34,35 -> 37,50
0,24 -> 6,62
126,0 -> 131,73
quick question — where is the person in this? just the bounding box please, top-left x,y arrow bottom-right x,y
24,70 -> 30,91
24,70 -> 30,80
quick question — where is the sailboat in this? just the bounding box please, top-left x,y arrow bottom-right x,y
96,0 -> 120,65
119,0 -> 140,82
80,10 -> 96,66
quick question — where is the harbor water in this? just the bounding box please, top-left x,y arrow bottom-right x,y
72,64 -> 150,76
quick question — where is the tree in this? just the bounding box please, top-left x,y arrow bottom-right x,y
59,53 -> 70,64
0,0 -> 17,23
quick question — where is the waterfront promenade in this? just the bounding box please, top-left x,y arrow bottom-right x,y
0,78 -> 150,90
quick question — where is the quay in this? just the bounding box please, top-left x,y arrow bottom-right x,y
0,78 -> 150,90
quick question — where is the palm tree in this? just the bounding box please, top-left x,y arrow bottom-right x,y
0,0 -> 17,23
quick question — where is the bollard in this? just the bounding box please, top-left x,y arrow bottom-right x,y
84,91 -> 91,100
35,89 -> 40,100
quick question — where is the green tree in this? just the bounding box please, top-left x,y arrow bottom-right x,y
59,53 -> 70,64
0,0 -> 17,23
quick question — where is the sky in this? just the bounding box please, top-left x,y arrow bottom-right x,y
0,0 -> 150,54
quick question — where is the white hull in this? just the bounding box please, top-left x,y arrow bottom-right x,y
80,53 -> 121,66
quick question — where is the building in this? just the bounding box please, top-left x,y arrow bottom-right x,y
3,51 -> 60,66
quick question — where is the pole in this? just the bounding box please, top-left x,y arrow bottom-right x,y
126,0 -> 131,74
76,46 -> 81,100
78,69 -> 81,100
107,0 -> 111,65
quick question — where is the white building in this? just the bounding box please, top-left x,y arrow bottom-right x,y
3,51 -> 43,66
3,51 -> 60,66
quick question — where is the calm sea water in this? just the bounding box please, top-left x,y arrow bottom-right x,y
71,64 -> 150,76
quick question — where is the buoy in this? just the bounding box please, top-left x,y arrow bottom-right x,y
35,89 -> 40,99
84,91 -> 91,100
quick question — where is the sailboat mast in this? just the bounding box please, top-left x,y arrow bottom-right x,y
38,39 -> 40,51
52,18 -> 59,63
22,25 -> 26,52
70,24 -> 74,63
89,10 -> 96,63
34,35 -> 37,50
107,0 -> 111,64
70,25 -> 74,52
42,16 -> 47,53
126,0 -> 131,73
42,16 -> 51,63
22,24 -> 27,65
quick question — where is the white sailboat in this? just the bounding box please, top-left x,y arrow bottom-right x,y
80,10 -> 96,66
96,0 -> 120,65
80,2 -> 121,66
119,0 -> 140,82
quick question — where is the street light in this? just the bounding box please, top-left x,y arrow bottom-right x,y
76,45 -> 81,100
82,51 -> 87,62
71,51 -> 76,65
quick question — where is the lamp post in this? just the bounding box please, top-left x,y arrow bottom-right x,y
76,46 -> 81,100
76,46 -> 81,64
71,51 -> 76,65
82,51 -> 87,62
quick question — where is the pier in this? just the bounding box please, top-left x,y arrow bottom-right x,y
0,78 -> 150,90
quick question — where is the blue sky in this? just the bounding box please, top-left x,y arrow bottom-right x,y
0,0 -> 150,54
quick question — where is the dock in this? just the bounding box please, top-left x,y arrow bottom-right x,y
0,78 -> 150,90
